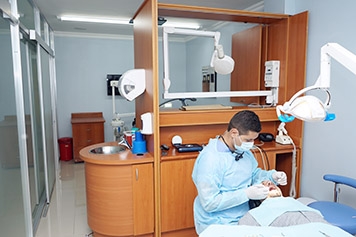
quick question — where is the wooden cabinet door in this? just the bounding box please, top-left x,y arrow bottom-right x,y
160,159 -> 197,233
72,122 -> 104,162
230,25 -> 263,105
85,164 -> 133,236
132,163 -> 154,236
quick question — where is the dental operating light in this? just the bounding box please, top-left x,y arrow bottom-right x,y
277,43 -> 356,122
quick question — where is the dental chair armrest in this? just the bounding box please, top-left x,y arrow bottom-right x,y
324,174 -> 356,189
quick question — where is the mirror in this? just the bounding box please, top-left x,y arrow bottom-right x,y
158,18 -> 265,108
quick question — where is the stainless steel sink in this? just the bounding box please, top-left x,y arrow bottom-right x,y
89,146 -> 126,154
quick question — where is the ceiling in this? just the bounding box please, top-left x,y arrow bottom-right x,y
31,0 -> 264,36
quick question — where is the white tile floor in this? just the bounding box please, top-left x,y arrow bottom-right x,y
35,161 -> 93,237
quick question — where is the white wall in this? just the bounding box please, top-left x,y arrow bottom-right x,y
55,34 -> 191,141
295,0 -> 356,208
266,0 -> 356,207
55,34 -> 136,142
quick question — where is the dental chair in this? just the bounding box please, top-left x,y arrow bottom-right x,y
308,174 -> 356,235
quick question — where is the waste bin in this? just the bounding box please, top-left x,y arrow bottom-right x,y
58,137 -> 73,161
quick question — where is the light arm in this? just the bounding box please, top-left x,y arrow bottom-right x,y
277,43 -> 356,122
162,27 -> 221,94
315,43 -> 356,88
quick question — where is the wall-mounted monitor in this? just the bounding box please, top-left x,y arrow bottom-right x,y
106,74 -> 121,96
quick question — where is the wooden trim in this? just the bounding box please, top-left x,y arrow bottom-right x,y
158,3 -> 289,24
159,107 -> 279,127
71,112 -> 103,118
133,1 -> 162,237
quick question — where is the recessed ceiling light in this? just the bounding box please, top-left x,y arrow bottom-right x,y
59,15 -> 131,25
58,15 -> 200,29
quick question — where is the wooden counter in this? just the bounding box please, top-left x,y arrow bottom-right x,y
80,142 -> 154,237
80,141 -> 153,165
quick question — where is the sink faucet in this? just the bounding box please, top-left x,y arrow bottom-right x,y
118,137 -> 132,149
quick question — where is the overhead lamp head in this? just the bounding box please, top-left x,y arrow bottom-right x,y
276,43 -> 356,123
118,69 -> 146,101
210,44 -> 235,75
276,88 -> 335,123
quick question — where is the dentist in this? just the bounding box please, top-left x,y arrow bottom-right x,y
192,110 -> 287,234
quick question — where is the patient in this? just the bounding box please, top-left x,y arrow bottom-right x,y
239,181 -> 327,227
262,180 -> 283,198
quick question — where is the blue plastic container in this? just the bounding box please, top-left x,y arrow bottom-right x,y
132,131 -> 147,154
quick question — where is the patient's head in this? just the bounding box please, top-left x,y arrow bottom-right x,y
262,180 -> 282,198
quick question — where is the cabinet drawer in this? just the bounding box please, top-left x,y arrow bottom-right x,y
72,121 -> 104,162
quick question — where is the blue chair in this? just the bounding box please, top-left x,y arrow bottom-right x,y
308,174 -> 356,235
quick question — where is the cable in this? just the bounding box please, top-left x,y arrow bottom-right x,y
276,122 -> 297,197
159,98 -> 197,107
289,138 -> 297,198
252,145 -> 270,170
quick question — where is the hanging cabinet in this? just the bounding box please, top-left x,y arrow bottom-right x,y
132,1 -> 308,236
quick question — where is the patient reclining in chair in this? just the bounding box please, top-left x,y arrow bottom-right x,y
238,180 -> 328,226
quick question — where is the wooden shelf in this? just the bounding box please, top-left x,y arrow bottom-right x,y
159,107 -> 279,127
158,3 -> 289,24
160,141 -> 297,161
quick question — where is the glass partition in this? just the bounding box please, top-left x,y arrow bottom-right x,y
1,0 -> 58,235
0,16 -> 27,237
20,33 -> 47,231
40,47 -> 56,196
17,0 -> 35,31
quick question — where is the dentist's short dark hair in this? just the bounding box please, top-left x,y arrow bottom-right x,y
227,110 -> 261,135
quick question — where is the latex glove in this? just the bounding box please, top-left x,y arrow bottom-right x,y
272,171 -> 287,186
245,184 -> 269,200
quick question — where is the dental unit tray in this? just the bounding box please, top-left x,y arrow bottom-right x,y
173,143 -> 203,152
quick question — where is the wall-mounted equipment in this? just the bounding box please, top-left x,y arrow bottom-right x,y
277,43 -> 356,122
118,69 -> 146,101
106,74 -> 121,96
264,60 -> 280,87
141,112 -> 153,135
109,68 -> 145,141
264,60 -> 280,104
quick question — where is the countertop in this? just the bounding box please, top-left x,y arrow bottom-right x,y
79,141 -> 153,165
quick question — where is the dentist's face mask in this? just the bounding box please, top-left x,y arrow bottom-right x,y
234,135 -> 254,151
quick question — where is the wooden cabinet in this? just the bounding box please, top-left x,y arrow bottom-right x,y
80,143 -> 154,237
71,112 -> 105,162
161,158 -> 197,235
158,108 -> 302,236
132,2 -> 308,237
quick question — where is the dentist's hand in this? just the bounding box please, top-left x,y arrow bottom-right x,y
245,184 -> 269,200
272,171 -> 287,185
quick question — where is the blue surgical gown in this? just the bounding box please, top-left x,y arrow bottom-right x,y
192,137 -> 276,234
